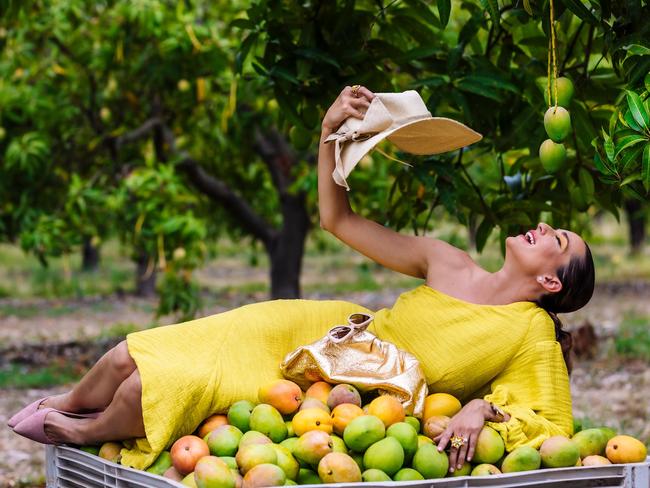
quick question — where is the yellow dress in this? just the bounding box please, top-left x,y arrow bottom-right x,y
122,285 -> 572,469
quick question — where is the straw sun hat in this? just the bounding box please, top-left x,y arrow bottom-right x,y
324,90 -> 483,189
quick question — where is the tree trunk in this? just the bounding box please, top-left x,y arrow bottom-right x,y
81,236 -> 100,271
267,193 -> 311,299
135,252 -> 157,297
624,199 -> 646,254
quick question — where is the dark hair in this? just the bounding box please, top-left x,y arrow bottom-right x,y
536,242 -> 595,374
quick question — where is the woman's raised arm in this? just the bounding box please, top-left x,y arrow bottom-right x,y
318,87 -> 463,280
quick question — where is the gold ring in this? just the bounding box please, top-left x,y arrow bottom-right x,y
350,84 -> 361,97
450,435 -> 467,449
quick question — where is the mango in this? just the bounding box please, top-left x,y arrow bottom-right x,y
572,428 -> 608,458
292,408 -> 333,436
423,415 -> 450,440
539,139 -> 566,173
331,403 -> 363,435
242,463 -> 285,488
451,462 -> 472,477
228,401 -> 256,433
471,464 -> 501,476
343,415 -> 385,452
194,456 -> 236,488
299,398 -> 330,414
544,106 -> 572,143
423,393 -> 461,420
98,442 -> 122,463
330,434 -> 348,454
296,468 -> 321,484
599,427 -> 618,443
239,431 -> 272,449
361,469 -> 391,481
606,435 -> 647,464
220,457 -> 238,470
279,437 -> 298,454
404,416 -> 420,433
146,451 -> 173,475
367,395 -> 405,427
417,435 -> 433,447
540,436 -> 580,468
544,76 -> 574,108
411,443 -> 448,479
350,452 -> 364,471
258,379 -> 303,415
293,430 -> 333,466
249,404 -> 287,443
206,425 -> 244,457
327,384 -> 361,409
317,452 -> 362,483
271,445 -> 299,481
198,414 -> 229,438
393,468 -> 424,480
363,437 -> 404,476
305,382 -> 333,405
501,446 -> 541,473
235,444 -> 277,475
182,473 -> 198,487
472,426 -> 505,464
386,422 -> 418,462
582,455 -> 612,466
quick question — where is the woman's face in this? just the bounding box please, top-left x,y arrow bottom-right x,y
505,222 -> 587,290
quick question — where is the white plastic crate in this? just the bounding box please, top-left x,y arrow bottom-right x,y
46,445 -> 650,488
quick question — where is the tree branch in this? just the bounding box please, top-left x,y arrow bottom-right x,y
252,127 -> 295,195
113,117 -> 163,149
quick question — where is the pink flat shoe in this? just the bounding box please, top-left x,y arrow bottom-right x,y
13,408 -> 102,445
7,397 -> 49,429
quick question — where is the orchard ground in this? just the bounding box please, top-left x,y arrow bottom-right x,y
1,216 -> 649,487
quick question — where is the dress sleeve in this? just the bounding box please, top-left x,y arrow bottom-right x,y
483,340 -> 574,451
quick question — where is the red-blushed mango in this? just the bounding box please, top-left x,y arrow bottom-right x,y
235,444 -> 277,475
367,395 -> 405,427
299,398 -> 330,414
471,464 -> 501,476
194,456 -> 236,488
472,426 -> 505,464
317,452 -> 362,483
258,380 -> 303,415
540,436 -> 580,468
305,382 -> 333,404
331,403 -> 364,435
163,466 -> 184,481
582,455 -> 612,466
242,463 -> 286,488
198,414 -> 229,438
171,436 -> 211,475
327,384 -> 361,409
238,431 -> 272,449
292,408 -> 333,436
293,430 -> 333,466
606,435 -> 648,464
423,415 -> 450,440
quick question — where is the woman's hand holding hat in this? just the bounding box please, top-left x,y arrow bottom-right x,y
322,85 -> 375,133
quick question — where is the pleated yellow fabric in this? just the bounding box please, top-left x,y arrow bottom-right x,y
122,284 -> 572,469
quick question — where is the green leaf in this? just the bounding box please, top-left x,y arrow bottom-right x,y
645,72 -> 650,93
235,33 -> 258,73
294,48 -> 341,69
455,78 -> 502,102
615,134 -> 647,158
437,0 -> 451,28
603,129 -> 615,162
523,0 -> 533,15
475,217 -> 493,253
643,144 -> 650,192
619,144 -> 644,172
623,109 -> 643,132
624,44 -> 650,56
479,0 -> 500,25
626,91 -> 650,131
229,18 -> 254,30
560,0 -> 599,25
621,174 -> 641,187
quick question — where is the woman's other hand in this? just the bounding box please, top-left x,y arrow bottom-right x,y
321,85 -> 375,133
433,399 -> 510,473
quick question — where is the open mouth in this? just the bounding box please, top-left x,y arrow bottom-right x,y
524,231 -> 536,245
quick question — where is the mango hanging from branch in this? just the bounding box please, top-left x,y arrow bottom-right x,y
544,106 -> 572,142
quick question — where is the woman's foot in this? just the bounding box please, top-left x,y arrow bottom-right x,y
39,394 -> 71,411
43,411 -> 92,445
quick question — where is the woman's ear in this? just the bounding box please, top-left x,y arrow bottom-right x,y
537,275 -> 562,293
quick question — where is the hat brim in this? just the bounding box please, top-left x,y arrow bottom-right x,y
334,117 -> 482,187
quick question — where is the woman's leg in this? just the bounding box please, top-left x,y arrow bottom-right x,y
44,340 -> 137,413
44,369 -> 145,445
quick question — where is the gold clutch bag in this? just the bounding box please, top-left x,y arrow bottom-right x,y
280,312 -> 428,417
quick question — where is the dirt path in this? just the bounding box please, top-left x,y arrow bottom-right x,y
1,283 -> 648,486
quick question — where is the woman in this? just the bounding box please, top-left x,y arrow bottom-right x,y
9,86 -> 595,474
